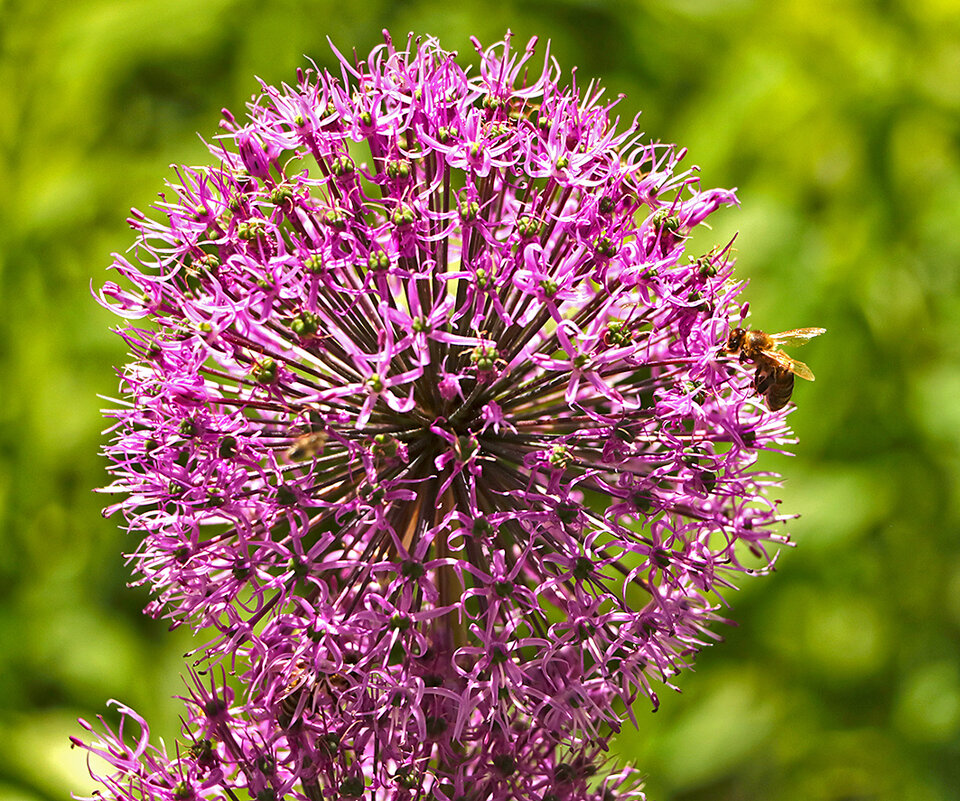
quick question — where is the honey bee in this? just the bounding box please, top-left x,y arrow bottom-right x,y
321,672 -> 351,696
278,663 -> 313,728
276,663 -> 350,727
726,327 -> 825,410
285,430 -> 328,461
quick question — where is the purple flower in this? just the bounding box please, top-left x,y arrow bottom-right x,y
77,31 -> 798,801
73,681 -> 649,801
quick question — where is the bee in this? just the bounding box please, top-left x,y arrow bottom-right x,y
321,672 -> 351,696
278,662 -> 313,728
726,327 -> 826,410
285,430 -> 327,461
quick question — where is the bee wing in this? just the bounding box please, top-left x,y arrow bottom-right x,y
768,327 -> 826,347
761,349 -> 816,381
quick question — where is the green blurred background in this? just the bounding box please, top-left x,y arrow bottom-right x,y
2,0 -> 958,799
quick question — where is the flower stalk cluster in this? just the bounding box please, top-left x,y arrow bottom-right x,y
75,31 -> 795,801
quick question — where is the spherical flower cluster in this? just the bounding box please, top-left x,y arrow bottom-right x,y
75,31 -> 795,801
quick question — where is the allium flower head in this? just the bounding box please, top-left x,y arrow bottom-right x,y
79,31 -> 796,801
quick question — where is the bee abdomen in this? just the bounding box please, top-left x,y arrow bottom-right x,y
764,368 -> 794,411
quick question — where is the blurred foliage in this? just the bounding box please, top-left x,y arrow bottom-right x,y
1,0 -> 958,799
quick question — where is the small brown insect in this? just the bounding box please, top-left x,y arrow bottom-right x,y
276,663 -> 350,727
321,672 -> 351,696
286,430 -> 328,461
726,327 -> 825,410
278,662 -> 313,728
